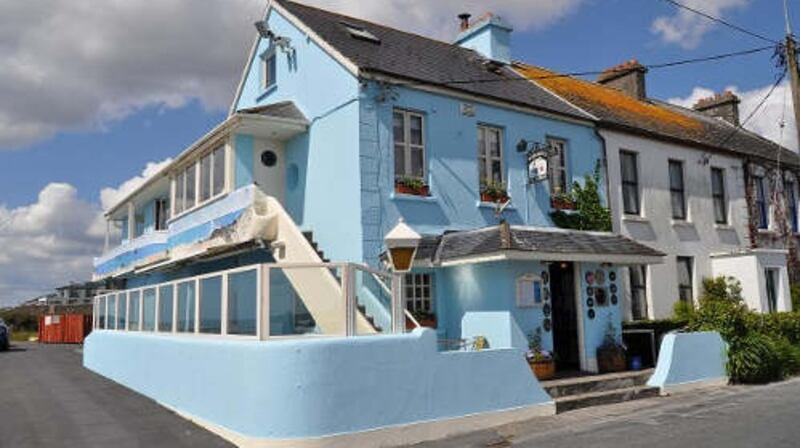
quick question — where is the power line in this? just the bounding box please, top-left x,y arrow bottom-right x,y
388,44 -> 775,88
658,0 -> 780,45
719,69 -> 787,147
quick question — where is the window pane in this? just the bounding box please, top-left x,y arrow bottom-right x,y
669,161 -> 683,190
228,270 -> 257,336
200,154 -> 211,202
714,199 -> 726,224
177,282 -> 196,333
158,285 -> 174,332
175,172 -> 185,214
200,276 -> 222,334
677,257 -> 693,302
118,293 -> 127,330
98,297 -> 106,329
185,165 -> 196,209
477,127 -> 486,157
129,291 -> 140,330
621,152 -> 637,183
213,146 -> 225,196
488,129 -> 501,157
107,295 -> 117,330
711,169 -> 724,196
410,147 -> 424,178
394,144 -> 405,178
491,160 -> 502,183
142,289 -> 156,332
268,55 -> 276,87
478,156 -> 487,184
409,115 -> 423,145
623,184 -> 639,215
671,191 -> 686,220
393,112 -> 404,143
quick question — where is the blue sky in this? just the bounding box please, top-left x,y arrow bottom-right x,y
0,0 -> 795,305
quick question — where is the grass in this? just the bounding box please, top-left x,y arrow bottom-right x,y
10,330 -> 38,342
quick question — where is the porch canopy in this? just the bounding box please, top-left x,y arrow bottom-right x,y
413,224 -> 665,267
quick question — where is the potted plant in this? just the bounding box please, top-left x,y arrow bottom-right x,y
395,176 -> 430,196
596,319 -> 627,373
526,327 -> 555,380
550,192 -> 576,211
410,310 -> 437,329
480,180 -> 509,203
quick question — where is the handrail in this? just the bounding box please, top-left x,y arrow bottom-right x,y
369,271 -> 420,330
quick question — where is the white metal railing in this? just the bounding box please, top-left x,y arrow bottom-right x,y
92,262 -> 403,341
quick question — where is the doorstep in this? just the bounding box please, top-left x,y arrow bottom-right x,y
539,369 -> 659,413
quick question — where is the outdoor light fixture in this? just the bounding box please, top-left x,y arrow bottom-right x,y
384,219 -> 421,273
254,20 -> 275,39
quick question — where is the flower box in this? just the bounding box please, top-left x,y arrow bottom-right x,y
528,359 -> 556,380
395,181 -> 430,197
480,192 -> 510,204
551,196 -> 577,210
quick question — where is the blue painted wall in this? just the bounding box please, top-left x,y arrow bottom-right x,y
234,7 -> 363,263
359,82 -> 604,266
578,263 -> 623,371
648,331 -> 728,391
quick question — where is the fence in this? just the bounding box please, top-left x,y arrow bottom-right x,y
92,262 -> 411,340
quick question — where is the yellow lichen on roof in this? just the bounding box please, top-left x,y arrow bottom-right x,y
514,63 -> 704,133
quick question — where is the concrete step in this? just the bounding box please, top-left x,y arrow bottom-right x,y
555,385 -> 661,414
542,369 -> 654,399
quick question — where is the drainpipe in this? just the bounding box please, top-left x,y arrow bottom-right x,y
594,128 -> 614,231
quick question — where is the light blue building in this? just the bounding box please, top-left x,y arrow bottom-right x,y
92,0 -> 662,377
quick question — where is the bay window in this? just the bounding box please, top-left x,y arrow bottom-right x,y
173,145 -> 227,216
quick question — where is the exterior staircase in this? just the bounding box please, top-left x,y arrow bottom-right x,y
540,369 -> 660,413
301,231 -> 330,263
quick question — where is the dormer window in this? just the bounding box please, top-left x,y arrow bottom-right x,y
260,47 -> 277,90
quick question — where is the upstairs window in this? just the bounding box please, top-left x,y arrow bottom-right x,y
393,109 -> 426,182
155,198 -> 169,231
260,47 -> 277,90
669,160 -> 686,220
786,180 -> 798,233
477,125 -> 504,186
173,146 -> 226,216
620,150 -> 640,215
174,164 -> 196,215
676,256 -> 694,304
754,176 -> 769,229
547,137 -> 568,196
711,168 -> 727,225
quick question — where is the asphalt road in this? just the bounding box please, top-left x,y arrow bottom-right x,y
0,342 -> 233,448
415,377 -> 800,448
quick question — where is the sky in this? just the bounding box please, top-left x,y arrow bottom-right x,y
0,0 -> 797,306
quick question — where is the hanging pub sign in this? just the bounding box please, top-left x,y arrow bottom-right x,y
528,151 -> 549,183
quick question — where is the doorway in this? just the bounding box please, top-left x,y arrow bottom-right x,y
549,262 -> 580,370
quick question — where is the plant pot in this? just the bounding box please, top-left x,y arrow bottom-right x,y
528,359 -> 556,380
596,347 -> 626,373
395,183 -> 430,197
551,197 -> 576,210
480,192 -> 509,204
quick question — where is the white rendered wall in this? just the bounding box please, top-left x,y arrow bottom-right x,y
603,130 -> 750,319
711,251 -> 792,313
252,137 -> 286,203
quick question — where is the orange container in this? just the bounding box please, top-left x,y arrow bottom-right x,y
38,314 -> 92,344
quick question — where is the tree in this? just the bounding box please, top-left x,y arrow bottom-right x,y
550,163 -> 612,232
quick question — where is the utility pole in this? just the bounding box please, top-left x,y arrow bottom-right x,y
785,0 -> 800,148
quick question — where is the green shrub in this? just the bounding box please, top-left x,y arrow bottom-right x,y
727,333 -> 782,384
673,300 -> 695,321
791,284 -> 800,312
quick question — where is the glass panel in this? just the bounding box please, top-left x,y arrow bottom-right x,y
107,295 -> 117,330
714,199 -> 726,225
129,291 -> 140,331
177,281 -> 196,333
409,115 -> 423,145
478,156 -> 487,184
158,285 -> 174,332
410,147 -> 424,178
623,184 -> 639,215
621,152 -> 637,183
668,161 -> 683,190
477,127 -> 486,157
394,144 -> 405,178
677,258 -> 693,302
200,154 -> 211,202
118,293 -> 127,330
711,169 -> 724,196
175,172 -> 185,214
200,276 -> 222,334
766,269 -> 778,313
269,267 -> 337,336
267,55 -> 277,87
185,164 -> 196,209
213,146 -> 225,196
671,191 -> 685,220
393,112 -> 404,143
98,297 -> 106,329
489,128 -> 501,158
228,270 -> 257,336
142,289 -> 156,332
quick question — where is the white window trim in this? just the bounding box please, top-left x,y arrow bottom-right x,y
711,167 -> 728,225
403,273 -> 434,315
171,143 -> 230,222
394,109 -> 427,182
477,124 -> 505,187
260,46 -> 277,91
547,137 -> 568,196
668,159 -> 688,221
619,149 -> 642,217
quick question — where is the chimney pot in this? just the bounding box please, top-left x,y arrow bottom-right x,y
693,91 -> 741,126
597,59 -> 648,99
458,13 -> 472,32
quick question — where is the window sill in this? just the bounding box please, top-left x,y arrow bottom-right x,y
622,215 -> 649,223
671,219 -> 694,228
477,200 -> 516,210
390,192 -> 438,203
757,228 -> 778,235
714,223 -> 734,231
168,191 -> 230,224
256,84 -> 278,102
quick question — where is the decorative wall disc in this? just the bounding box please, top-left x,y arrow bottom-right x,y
543,318 -> 552,332
611,294 -> 618,305
610,284 -> 618,294
543,303 -> 552,316
595,269 -> 606,285
541,272 -> 549,284
587,298 -> 594,307
586,286 -> 594,296
585,271 -> 595,285
609,271 -> 617,281
595,288 -> 608,306
588,309 -> 596,319
544,289 -> 550,301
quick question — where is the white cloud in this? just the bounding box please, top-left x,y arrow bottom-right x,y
99,158 -> 172,212
0,0 -> 583,149
668,81 -> 798,152
651,0 -> 749,49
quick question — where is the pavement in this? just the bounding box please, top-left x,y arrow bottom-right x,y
0,342 -> 233,448
2,343 -> 800,448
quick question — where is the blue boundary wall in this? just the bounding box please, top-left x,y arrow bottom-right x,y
647,331 -> 728,393
84,329 -> 553,443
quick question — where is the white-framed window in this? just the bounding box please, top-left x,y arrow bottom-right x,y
785,179 -> 798,233
516,274 -> 544,308
668,159 -> 686,220
478,125 -> 504,186
765,268 -> 780,313
629,266 -> 648,320
677,256 -> 694,304
547,137 -> 568,196
404,273 -> 433,315
260,47 -> 277,90
172,145 -> 227,217
711,167 -> 727,225
393,109 -> 426,181
620,150 -> 640,215
155,198 -> 169,231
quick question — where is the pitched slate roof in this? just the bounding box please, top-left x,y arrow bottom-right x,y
276,1 -> 591,121
415,224 -> 664,264
514,63 -> 800,168
239,101 -> 309,122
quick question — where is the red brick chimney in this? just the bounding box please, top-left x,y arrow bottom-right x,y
693,91 -> 741,126
597,60 -> 648,100
458,13 -> 472,32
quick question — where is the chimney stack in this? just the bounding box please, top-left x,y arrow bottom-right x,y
693,91 -> 741,126
597,60 -> 648,100
458,13 -> 472,32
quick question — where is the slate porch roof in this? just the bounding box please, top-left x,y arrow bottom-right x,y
239,101 -> 309,123
412,224 -> 664,265
514,63 -> 800,168
276,0 -> 592,121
